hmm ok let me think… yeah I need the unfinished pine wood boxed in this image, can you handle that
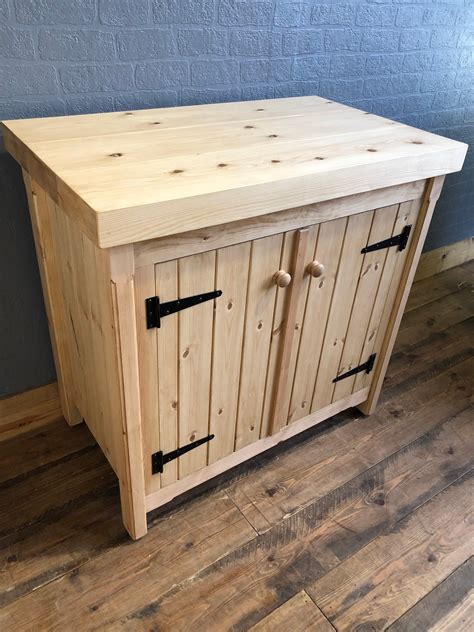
[415,236,474,281]
[3,96,466,247]
[0,382,62,439]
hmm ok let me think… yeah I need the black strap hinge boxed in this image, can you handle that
[361,225,412,254]
[146,290,222,329]
[333,353,376,383]
[152,434,215,475]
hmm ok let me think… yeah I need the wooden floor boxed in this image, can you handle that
[0,263,473,632]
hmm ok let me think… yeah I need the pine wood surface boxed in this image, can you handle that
[3,96,467,247]
[0,263,472,630]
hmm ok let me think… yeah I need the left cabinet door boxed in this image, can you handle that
[137,233,290,494]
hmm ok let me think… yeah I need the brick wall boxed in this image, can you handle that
[0,0,473,396]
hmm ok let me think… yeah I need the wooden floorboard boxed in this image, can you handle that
[0,264,472,631]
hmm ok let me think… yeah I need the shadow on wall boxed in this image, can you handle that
[0,149,56,397]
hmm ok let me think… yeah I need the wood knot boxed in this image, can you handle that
[314,156,324,160]
[411,140,423,144]
[271,159,281,163]
[151,121,161,125]
[268,134,278,138]
[367,148,377,152]
[257,321,263,330]
[218,163,228,168]
[182,348,190,359]
[217,408,223,416]
[110,152,123,157]
[256,108,265,111]
[171,169,184,174]
[244,125,255,129]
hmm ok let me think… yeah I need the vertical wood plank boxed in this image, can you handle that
[155,259,179,488]
[260,230,296,437]
[134,264,160,494]
[178,251,216,478]
[208,242,250,463]
[332,205,398,400]
[353,201,417,393]
[110,245,147,539]
[288,217,346,424]
[235,234,283,450]
[270,227,319,435]
[311,212,374,412]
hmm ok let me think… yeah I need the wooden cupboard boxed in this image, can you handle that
[2,96,467,538]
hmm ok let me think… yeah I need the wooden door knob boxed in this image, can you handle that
[307,261,325,278]
[274,270,292,288]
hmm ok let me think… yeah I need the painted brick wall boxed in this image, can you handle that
[0,0,473,396]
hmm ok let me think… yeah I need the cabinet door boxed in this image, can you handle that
[139,232,291,493]
[282,199,421,428]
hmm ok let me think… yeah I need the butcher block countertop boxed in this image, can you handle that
[2,95,467,248]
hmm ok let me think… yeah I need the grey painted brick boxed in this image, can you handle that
[15,0,95,24]
[153,0,214,25]
[311,4,355,27]
[181,86,241,105]
[230,31,281,56]
[330,54,365,78]
[39,29,116,61]
[117,29,176,60]
[67,95,116,114]
[364,74,421,98]
[60,64,135,93]
[319,78,363,100]
[136,60,188,88]
[0,0,9,19]
[241,58,291,83]
[114,91,179,110]
[458,30,474,49]
[191,59,239,86]
[0,26,35,59]
[455,69,474,90]
[366,54,404,76]
[0,64,58,96]
[99,0,149,26]
[241,84,275,100]
[325,28,362,52]
[404,94,435,114]
[395,6,424,27]
[178,29,228,56]
[372,97,405,118]
[218,0,273,27]
[423,7,458,27]
[432,90,461,110]
[292,55,330,80]
[0,98,66,119]
[423,109,465,129]
[421,71,456,93]
[430,29,460,48]
[400,29,431,51]
[274,2,310,28]
[282,30,324,55]
[361,30,400,53]
[274,80,319,98]
[403,52,433,73]
[356,5,396,27]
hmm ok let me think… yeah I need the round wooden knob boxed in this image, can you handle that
[274,270,292,288]
[307,261,325,278]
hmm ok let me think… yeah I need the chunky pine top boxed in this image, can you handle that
[2,95,467,248]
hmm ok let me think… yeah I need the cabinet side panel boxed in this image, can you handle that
[22,172,81,425]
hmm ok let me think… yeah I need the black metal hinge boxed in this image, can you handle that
[152,434,215,475]
[333,353,376,383]
[146,290,222,329]
[361,225,412,254]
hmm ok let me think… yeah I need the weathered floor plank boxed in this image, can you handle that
[388,557,474,632]
[405,265,472,313]
[249,590,335,631]
[307,472,473,631]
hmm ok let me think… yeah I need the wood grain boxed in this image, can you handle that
[249,591,335,631]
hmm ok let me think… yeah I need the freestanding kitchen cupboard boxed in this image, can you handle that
[3,96,467,539]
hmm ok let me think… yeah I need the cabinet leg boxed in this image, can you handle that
[62,400,83,426]
[119,478,148,540]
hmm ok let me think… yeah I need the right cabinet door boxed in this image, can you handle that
[284,197,422,427]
